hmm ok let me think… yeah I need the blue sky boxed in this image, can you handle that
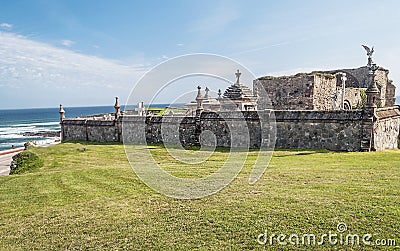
[1,0,399,108]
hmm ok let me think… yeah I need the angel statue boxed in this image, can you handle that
[362,45,374,66]
[362,45,374,57]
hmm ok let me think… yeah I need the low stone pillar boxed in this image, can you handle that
[59,104,65,141]
[59,104,65,121]
[114,97,121,119]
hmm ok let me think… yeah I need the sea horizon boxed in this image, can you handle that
[0,102,187,111]
[0,103,182,151]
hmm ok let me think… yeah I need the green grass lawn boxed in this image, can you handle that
[0,142,399,250]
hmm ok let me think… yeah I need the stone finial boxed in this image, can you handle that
[114,97,121,119]
[196,86,203,99]
[204,87,210,99]
[59,104,65,121]
[195,86,203,112]
[235,69,241,85]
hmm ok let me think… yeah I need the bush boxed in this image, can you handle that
[10,151,43,175]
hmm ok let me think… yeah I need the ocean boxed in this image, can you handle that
[0,105,144,151]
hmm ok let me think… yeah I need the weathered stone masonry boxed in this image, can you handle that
[254,66,396,110]
[61,106,400,151]
[373,107,400,150]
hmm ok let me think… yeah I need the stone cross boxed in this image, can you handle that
[235,69,241,85]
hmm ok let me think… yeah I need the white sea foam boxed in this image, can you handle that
[0,127,13,132]
[0,121,61,145]
[0,125,60,135]
[34,138,60,145]
[13,121,60,127]
[0,133,26,139]
[0,126,36,135]
[0,126,33,132]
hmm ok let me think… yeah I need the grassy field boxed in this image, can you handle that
[0,142,399,250]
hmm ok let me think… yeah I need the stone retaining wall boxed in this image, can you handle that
[273,110,366,151]
[61,107,400,151]
[373,107,400,150]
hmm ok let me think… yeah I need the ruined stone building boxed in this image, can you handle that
[254,66,396,110]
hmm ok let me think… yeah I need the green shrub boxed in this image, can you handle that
[10,151,43,175]
[323,73,335,79]
[258,75,275,80]
[360,89,367,107]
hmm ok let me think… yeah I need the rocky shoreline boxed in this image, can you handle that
[22,131,61,138]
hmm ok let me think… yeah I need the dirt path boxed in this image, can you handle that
[0,148,24,176]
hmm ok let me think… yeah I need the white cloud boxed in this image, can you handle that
[177,43,184,47]
[61,39,75,47]
[0,31,148,108]
[0,23,12,30]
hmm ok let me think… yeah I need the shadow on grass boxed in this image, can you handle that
[61,140,336,155]
[272,148,332,158]
[62,140,124,146]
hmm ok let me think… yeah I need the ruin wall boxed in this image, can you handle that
[255,66,396,110]
[253,74,314,110]
[312,74,336,110]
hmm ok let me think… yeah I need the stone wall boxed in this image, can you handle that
[373,107,400,150]
[343,88,364,109]
[199,111,263,148]
[274,110,366,151]
[255,66,396,110]
[254,73,360,111]
[61,107,400,151]
[142,116,197,145]
[254,74,314,110]
[385,81,396,107]
[312,74,336,110]
[62,120,118,142]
